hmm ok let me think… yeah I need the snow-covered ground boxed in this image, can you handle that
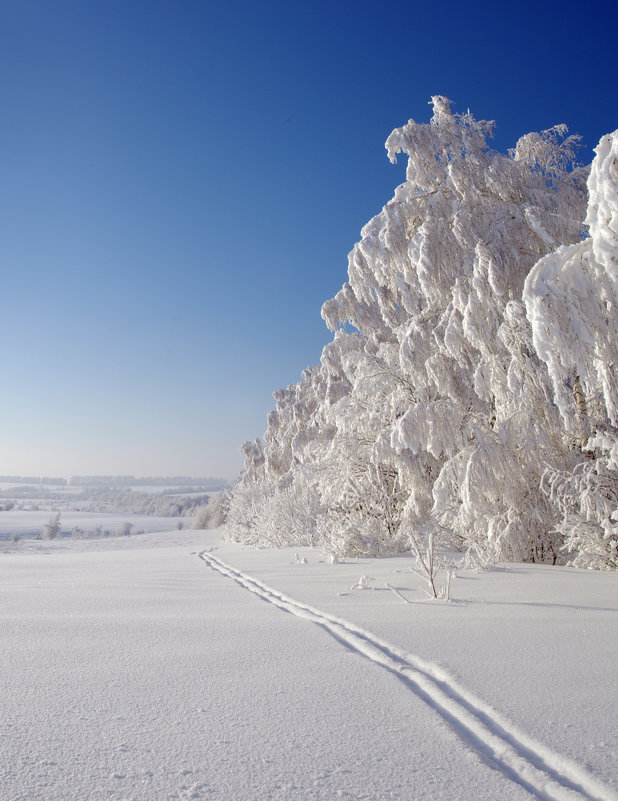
[1,530,616,801]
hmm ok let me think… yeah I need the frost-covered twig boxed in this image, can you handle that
[385,581,412,604]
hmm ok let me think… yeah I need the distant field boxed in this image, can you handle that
[0,510,187,542]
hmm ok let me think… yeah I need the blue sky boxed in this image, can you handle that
[1,0,616,480]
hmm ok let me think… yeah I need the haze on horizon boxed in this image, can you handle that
[1,0,615,482]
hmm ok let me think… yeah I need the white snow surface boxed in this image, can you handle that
[1,530,616,801]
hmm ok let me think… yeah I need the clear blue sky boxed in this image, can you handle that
[1,0,615,480]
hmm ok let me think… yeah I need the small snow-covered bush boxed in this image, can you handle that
[41,513,61,540]
[221,481,273,546]
[191,491,230,530]
[223,479,322,548]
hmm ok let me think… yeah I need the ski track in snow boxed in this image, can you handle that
[197,550,617,801]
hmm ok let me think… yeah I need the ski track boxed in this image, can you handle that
[197,549,617,801]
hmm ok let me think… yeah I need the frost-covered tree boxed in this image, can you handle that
[524,131,618,569]
[42,513,61,540]
[524,131,618,435]
[225,98,617,567]
[319,97,586,559]
[191,490,230,530]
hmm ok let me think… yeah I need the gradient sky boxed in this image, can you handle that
[1,0,616,480]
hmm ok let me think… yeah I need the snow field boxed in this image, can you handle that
[199,550,617,801]
[207,540,618,798]
[1,530,616,800]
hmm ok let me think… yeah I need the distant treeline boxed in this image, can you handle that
[0,475,230,490]
[67,476,230,489]
[0,476,67,485]
[0,487,214,517]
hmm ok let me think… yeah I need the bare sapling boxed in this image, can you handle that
[409,529,454,600]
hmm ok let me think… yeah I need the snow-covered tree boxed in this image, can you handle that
[319,97,586,559]
[42,513,61,540]
[225,98,618,568]
[524,131,618,569]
